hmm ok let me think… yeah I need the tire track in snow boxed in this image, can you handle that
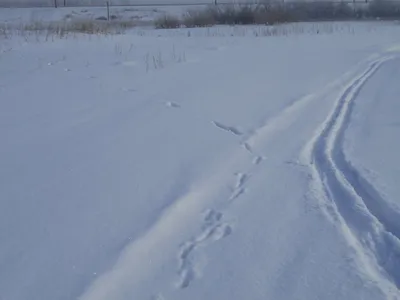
[240,57,376,158]
[302,56,400,295]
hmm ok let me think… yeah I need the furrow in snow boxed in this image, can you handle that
[304,55,400,295]
[243,54,383,155]
[334,60,400,241]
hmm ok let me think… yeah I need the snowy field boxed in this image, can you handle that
[1,10,400,300]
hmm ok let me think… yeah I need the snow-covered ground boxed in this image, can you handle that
[1,19,400,300]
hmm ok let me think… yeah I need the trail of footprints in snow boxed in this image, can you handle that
[174,120,267,289]
[177,209,232,289]
[176,169,255,289]
[161,102,266,290]
[229,172,248,201]
[242,142,265,165]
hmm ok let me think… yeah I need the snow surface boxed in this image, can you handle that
[1,20,400,300]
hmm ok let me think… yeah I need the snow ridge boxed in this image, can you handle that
[302,55,400,297]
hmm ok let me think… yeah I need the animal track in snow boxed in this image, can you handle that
[122,87,136,93]
[165,101,180,108]
[227,172,249,202]
[150,293,165,300]
[213,121,242,136]
[235,172,249,189]
[229,187,246,202]
[243,142,253,153]
[252,156,264,165]
[241,142,265,166]
[203,209,222,228]
[176,209,232,289]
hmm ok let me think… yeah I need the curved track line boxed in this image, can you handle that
[303,56,400,295]
[243,54,384,154]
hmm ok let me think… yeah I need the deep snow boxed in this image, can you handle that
[1,20,400,300]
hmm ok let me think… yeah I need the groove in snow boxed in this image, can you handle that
[302,55,400,297]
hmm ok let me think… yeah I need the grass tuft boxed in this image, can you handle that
[154,1,400,29]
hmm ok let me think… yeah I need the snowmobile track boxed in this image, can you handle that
[306,55,400,294]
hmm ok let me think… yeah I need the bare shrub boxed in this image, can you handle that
[213,5,236,24]
[95,16,108,21]
[256,3,297,24]
[23,20,136,34]
[2,19,138,39]
[232,5,256,24]
[157,4,298,28]
[154,15,181,29]
[183,8,217,27]
[285,1,356,21]
[152,1,398,29]
[368,0,400,19]
[213,5,260,25]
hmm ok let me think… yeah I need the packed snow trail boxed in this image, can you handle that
[302,55,400,295]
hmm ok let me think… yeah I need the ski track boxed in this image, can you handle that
[78,54,396,300]
[302,55,400,295]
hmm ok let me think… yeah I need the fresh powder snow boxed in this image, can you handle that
[1,12,400,300]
